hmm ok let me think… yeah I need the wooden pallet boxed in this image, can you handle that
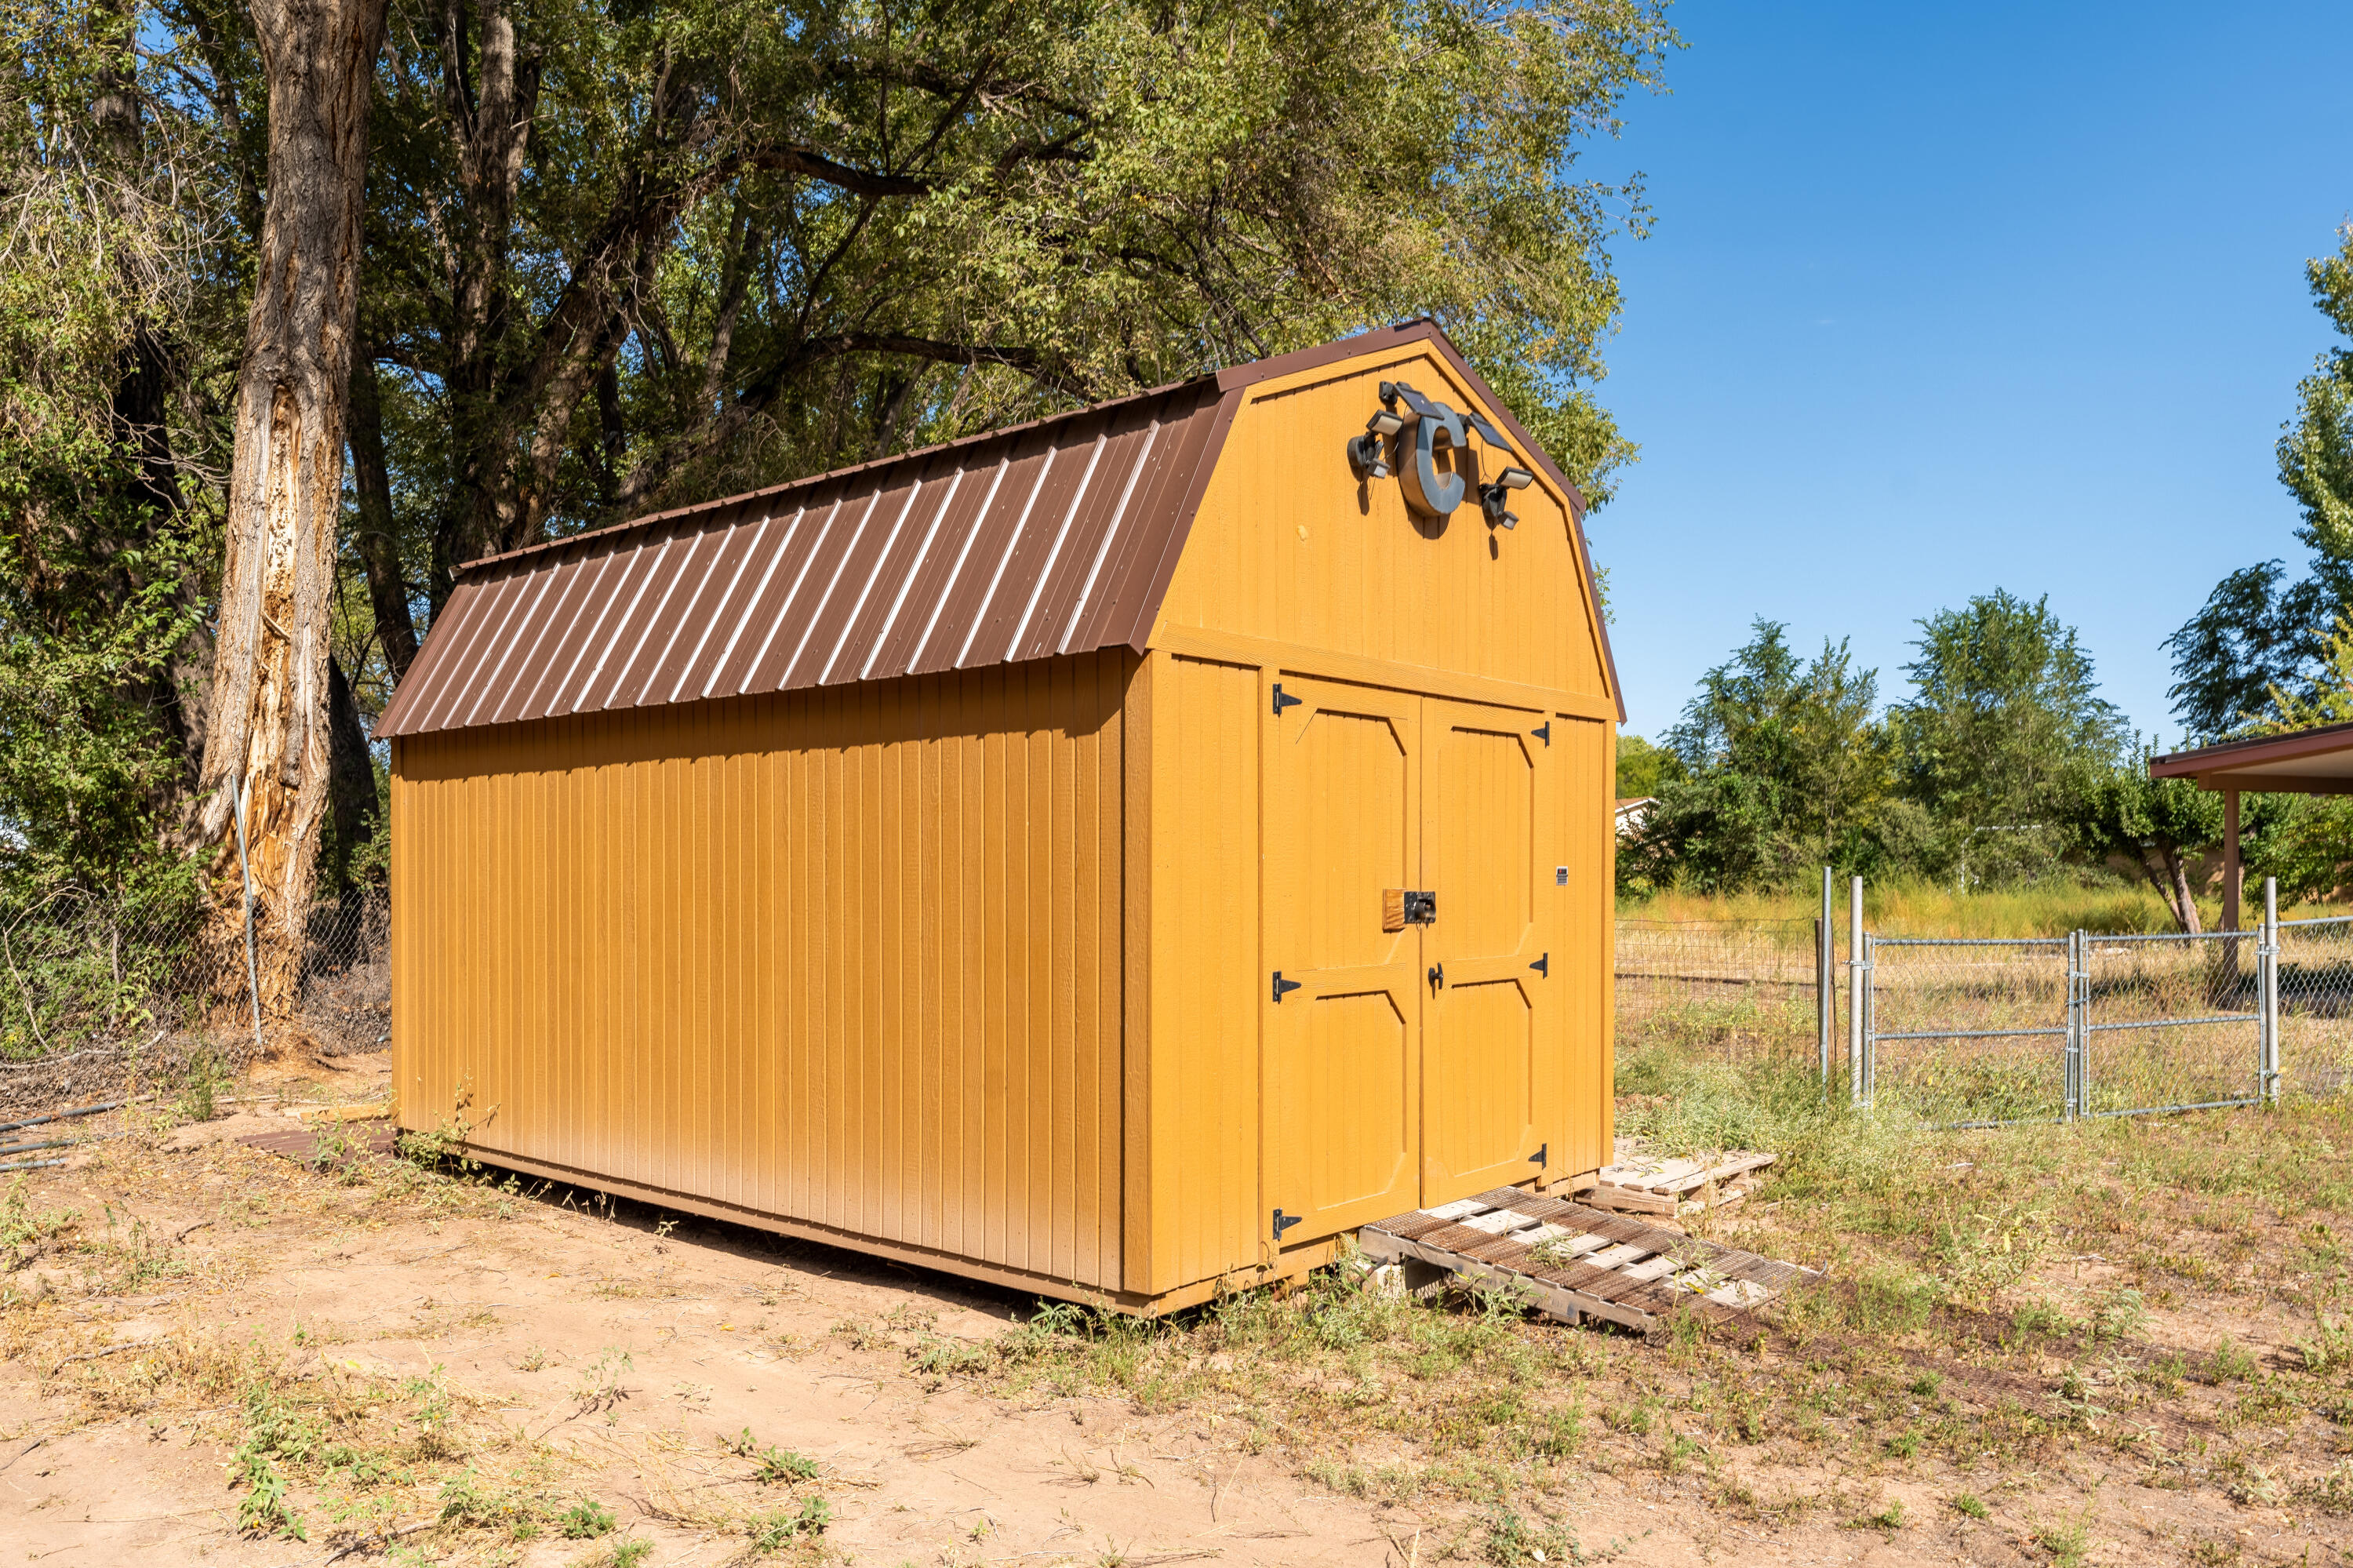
[1358,1187,1817,1333]
[1581,1144,1776,1217]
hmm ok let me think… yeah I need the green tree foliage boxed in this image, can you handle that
[0,0,1680,902]
[2282,224,2353,560]
[1621,620,1889,892]
[2171,225,2353,738]
[1613,734,1682,799]
[2162,559,2347,741]
[352,0,1679,643]
[0,1,231,891]
[2066,756,2223,932]
[1893,590,2126,882]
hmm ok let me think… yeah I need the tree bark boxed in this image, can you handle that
[323,654,379,890]
[193,0,388,1024]
[2144,846,2203,936]
[347,352,419,679]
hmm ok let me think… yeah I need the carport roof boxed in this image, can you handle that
[2148,721,2353,794]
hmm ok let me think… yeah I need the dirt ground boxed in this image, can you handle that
[2,1053,2348,1566]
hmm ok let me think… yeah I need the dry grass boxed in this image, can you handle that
[9,1051,2353,1564]
[860,1044,2353,1564]
[1623,879,2353,937]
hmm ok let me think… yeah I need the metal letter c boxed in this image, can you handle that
[1400,404,1467,518]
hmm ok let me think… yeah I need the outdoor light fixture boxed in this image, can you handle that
[1479,466,1535,529]
[1347,429,1391,480]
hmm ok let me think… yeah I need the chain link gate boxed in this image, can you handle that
[1843,879,2288,1128]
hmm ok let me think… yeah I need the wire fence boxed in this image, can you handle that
[0,883,387,1116]
[1614,918,1828,1065]
[1617,890,2353,1129]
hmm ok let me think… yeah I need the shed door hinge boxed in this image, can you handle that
[1272,1208,1305,1242]
[1532,722,1551,746]
[1271,970,1302,1002]
[1529,952,1548,978]
[1529,1143,1547,1166]
[1271,682,1303,715]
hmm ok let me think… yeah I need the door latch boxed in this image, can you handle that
[1271,971,1302,1002]
[1427,962,1444,991]
[1272,1209,1304,1242]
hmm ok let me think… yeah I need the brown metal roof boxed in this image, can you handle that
[2148,719,2353,795]
[375,321,1624,739]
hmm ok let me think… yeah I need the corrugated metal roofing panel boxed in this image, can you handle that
[373,319,1625,738]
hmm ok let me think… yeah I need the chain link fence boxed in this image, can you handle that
[1618,888,2353,1130]
[1861,937,2070,1126]
[2278,915,2353,1101]
[0,883,387,1117]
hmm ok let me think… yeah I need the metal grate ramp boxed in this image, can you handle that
[1358,1187,1818,1333]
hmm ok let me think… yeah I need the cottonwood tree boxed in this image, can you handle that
[347,0,1678,660]
[191,0,388,1016]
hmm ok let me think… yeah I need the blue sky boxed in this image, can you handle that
[1580,1,2353,747]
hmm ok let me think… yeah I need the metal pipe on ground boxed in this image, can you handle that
[0,1099,126,1137]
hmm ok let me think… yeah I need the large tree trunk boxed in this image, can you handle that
[193,0,387,1024]
[347,352,419,679]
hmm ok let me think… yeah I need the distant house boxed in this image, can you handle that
[1616,796,1655,837]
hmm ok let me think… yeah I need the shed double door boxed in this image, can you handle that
[1263,675,1562,1247]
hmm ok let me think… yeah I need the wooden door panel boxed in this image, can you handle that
[1421,976,1534,1193]
[1292,988,1415,1218]
[1263,678,1421,1246]
[1421,699,1552,1202]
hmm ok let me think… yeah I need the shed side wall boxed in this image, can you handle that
[390,651,1133,1293]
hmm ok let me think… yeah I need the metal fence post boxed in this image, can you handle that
[1819,867,1834,1093]
[1847,875,1865,1108]
[2261,877,2280,1106]
[2064,930,2083,1121]
[231,777,266,1060]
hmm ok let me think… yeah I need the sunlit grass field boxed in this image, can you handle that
[1620,877,2353,938]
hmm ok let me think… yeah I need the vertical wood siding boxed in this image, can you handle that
[1137,652,1263,1293]
[1559,715,1614,1177]
[391,650,1134,1293]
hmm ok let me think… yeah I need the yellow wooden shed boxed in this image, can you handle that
[376,320,1623,1311]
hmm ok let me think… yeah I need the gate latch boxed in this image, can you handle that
[1272,1209,1304,1242]
[1381,890,1438,931]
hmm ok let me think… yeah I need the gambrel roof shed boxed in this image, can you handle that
[385,320,1624,1312]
